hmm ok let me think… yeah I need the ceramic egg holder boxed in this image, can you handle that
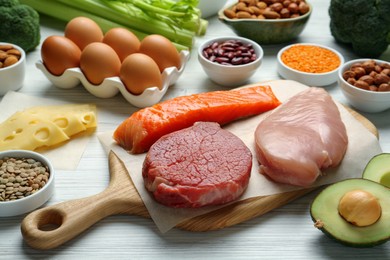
[36,50,190,108]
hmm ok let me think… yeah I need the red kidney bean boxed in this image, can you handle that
[202,39,258,66]
[215,57,230,63]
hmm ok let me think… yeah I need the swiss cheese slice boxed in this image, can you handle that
[0,104,97,151]
[25,104,97,137]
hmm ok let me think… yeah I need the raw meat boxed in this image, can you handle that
[114,85,280,154]
[142,122,252,208]
[254,87,348,187]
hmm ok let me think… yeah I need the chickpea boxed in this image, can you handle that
[347,77,356,85]
[342,70,355,81]
[352,67,366,79]
[381,68,390,76]
[369,70,378,78]
[374,65,383,73]
[354,80,370,90]
[378,83,390,91]
[350,62,362,69]
[369,85,378,91]
[361,60,376,74]
[374,73,390,85]
[382,63,390,69]
[359,75,375,85]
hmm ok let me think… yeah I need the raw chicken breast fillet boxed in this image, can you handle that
[254,87,348,187]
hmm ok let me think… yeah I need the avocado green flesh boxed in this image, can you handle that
[310,179,390,247]
[362,153,390,188]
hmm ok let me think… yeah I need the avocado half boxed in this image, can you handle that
[362,153,390,188]
[310,178,390,247]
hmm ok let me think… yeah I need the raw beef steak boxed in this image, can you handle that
[142,122,252,208]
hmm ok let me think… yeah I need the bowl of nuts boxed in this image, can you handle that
[0,150,54,217]
[198,36,263,87]
[219,0,312,44]
[0,42,26,96]
[338,59,390,113]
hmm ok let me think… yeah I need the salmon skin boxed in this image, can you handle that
[114,85,281,154]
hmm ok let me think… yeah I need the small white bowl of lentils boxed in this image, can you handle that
[277,43,344,87]
[0,150,54,217]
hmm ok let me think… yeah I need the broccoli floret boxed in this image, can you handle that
[0,0,40,52]
[329,0,390,58]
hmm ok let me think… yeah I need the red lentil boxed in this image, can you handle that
[281,45,341,73]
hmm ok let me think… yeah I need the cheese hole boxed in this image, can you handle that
[82,113,94,125]
[4,128,24,142]
[4,135,15,142]
[53,117,69,129]
[34,128,50,141]
[29,120,39,125]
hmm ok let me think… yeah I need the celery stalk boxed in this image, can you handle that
[56,0,195,47]
[20,0,206,50]
[106,0,204,34]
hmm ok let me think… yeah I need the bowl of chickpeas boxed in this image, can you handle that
[338,59,390,113]
[218,0,312,44]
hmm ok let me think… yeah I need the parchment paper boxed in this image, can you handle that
[98,80,382,233]
[0,91,94,170]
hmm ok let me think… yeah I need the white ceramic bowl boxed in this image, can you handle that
[198,36,263,87]
[338,59,390,113]
[277,43,344,87]
[0,150,55,217]
[0,42,26,96]
[199,0,228,18]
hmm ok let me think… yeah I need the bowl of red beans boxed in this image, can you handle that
[277,43,344,87]
[198,36,263,87]
[338,59,390,113]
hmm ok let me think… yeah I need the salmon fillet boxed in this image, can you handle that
[254,87,348,187]
[114,85,281,154]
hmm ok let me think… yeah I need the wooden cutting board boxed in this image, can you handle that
[21,99,378,250]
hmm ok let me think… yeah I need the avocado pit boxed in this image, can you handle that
[338,189,381,227]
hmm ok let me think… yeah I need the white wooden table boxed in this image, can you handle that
[1,0,389,259]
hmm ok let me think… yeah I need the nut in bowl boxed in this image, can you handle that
[0,150,54,217]
[338,59,390,113]
[218,0,312,44]
[198,36,263,87]
[277,43,344,87]
[0,42,26,96]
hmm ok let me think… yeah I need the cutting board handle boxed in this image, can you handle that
[21,151,148,250]
[21,190,117,249]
